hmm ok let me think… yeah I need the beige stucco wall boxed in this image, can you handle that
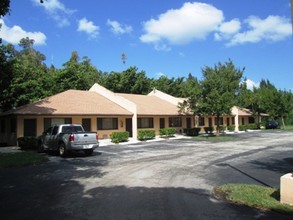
[2,113,256,145]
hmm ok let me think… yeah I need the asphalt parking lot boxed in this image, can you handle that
[1,130,293,220]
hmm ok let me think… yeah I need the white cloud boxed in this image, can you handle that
[107,19,132,35]
[77,18,99,39]
[155,72,167,79]
[140,2,224,48]
[214,19,241,41]
[227,16,291,46]
[246,79,259,90]
[0,19,46,45]
[31,0,75,27]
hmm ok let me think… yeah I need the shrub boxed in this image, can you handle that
[110,132,129,143]
[219,126,226,132]
[246,124,259,130]
[138,130,156,141]
[227,125,235,131]
[204,127,214,134]
[160,128,176,137]
[17,137,38,151]
[183,128,201,136]
[239,125,247,131]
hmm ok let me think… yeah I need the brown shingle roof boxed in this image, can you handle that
[118,93,183,115]
[8,90,132,116]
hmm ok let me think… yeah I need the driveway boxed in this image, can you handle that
[1,131,293,220]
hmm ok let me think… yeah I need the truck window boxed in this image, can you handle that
[52,126,59,135]
[45,127,53,135]
[61,126,83,133]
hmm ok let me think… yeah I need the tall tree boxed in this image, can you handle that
[10,38,50,107]
[198,60,244,134]
[53,51,100,93]
[105,66,151,94]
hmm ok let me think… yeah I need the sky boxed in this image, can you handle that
[0,0,292,90]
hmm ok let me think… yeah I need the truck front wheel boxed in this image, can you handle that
[59,143,67,157]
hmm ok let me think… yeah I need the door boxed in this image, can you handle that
[227,118,230,126]
[82,118,91,131]
[49,125,59,150]
[186,118,191,129]
[23,119,37,137]
[126,118,133,137]
[43,127,53,148]
[208,117,213,127]
[160,118,165,129]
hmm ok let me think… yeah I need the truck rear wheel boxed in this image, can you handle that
[84,149,93,156]
[59,143,67,157]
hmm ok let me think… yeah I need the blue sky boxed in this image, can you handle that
[1,0,292,90]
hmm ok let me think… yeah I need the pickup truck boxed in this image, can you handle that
[38,124,99,157]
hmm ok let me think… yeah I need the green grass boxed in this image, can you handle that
[193,134,237,142]
[0,152,48,168]
[282,125,293,131]
[214,184,293,215]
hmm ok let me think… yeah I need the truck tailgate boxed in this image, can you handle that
[72,132,98,144]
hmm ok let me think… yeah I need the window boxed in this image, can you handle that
[169,117,182,127]
[248,117,255,124]
[138,118,154,128]
[242,118,245,125]
[215,117,223,126]
[44,118,72,131]
[97,118,118,130]
[61,126,83,133]
[232,117,235,125]
[199,117,205,126]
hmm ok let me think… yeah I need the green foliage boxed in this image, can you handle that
[0,0,10,17]
[17,136,38,150]
[110,132,129,143]
[239,124,259,131]
[137,130,156,141]
[239,125,247,131]
[183,128,201,136]
[214,184,293,215]
[159,128,176,137]
[227,125,235,131]
[219,126,226,132]
[204,126,214,133]
[104,67,151,94]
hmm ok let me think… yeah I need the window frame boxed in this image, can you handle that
[97,118,118,130]
[137,117,154,129]
[168,117,182,127]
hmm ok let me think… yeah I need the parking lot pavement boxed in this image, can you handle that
[0,131,293,220]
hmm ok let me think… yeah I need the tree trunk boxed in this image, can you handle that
[281,114,286,129]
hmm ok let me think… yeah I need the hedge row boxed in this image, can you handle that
[159,128,176,137]
[17,137,38,151]
[239,124,259,131]
[183,128,201,136]
[227,125,235,131]
[204,127,214,133]
[110,132,129,143]
[138,130,156,141]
